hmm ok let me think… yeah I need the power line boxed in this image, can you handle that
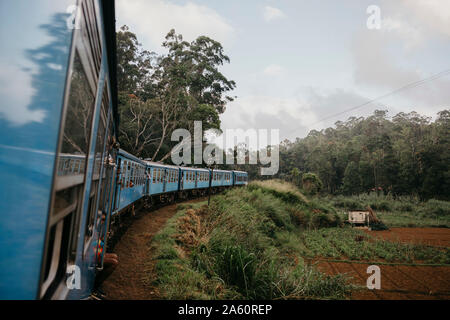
[286,68,450,136]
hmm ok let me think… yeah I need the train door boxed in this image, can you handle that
[145,167,152,195]
[163,168,167,193]
[94,109,117,272]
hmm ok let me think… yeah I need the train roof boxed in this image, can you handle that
[233,170,248,174]
[144,161,180,169]
[179,166,210,172]
[118,149,146,164]
[211,169,232,173]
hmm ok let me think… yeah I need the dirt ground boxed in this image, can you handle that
[317,228,450,300]
[364,227,450,247]
[103,212,450,300]
[102,198,206,300]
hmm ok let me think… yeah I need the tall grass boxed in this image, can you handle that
[149,183,354,299]
[325,193,450,228]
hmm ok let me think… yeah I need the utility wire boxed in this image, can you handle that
[286,68,450,136]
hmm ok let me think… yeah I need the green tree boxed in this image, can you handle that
[290,168,301,186]
[302,172,323,195]
[342,162,361,195]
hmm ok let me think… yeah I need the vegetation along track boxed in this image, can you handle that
[102,197,207,300]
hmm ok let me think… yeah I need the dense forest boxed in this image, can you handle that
[272,109,450,200]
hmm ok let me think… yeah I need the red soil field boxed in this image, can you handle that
[317,228,450,300]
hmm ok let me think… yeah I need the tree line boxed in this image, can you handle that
[116,26,235,162]
[275,109,450,200]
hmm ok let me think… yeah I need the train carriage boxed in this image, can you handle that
[196,168,211,189]
[0,0,248,300]
[145,162,180,195]
[211,169,230,188]
[114,149,146,212]
[0,0,118,300]
[179,167,210,191]
[233,171,248,186]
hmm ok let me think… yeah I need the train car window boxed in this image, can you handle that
[40,41,101,298]
[152,168,156,183]
[84,89,109,252]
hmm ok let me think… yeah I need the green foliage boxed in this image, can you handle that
[275,109,450,200]
[150,183,354,299]
[418,199,450,217]
[300,228,450,264]
[290,168,301,186]
[342,162,361,195]
[302,172,323,195]
[325,193,450,227]
[116,26,235,160]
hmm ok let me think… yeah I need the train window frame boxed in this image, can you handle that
[39,0,106,299]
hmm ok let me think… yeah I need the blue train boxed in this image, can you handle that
[0,0,247,300]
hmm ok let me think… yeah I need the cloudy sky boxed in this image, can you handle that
[116,0,450,144]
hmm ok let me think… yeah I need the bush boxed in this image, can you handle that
[150,181,355,300]
[419,199,450,217]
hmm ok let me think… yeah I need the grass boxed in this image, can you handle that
[323,193,450,228]
[299,227,450,264]
[147,180,450,300]
[148,183,354,300]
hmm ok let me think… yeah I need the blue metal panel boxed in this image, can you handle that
[115,152,146,212]
[148,165,164,195]
[233,171,248,186]
[67,48,108,300]
[0,0,76,300]
[195,168,210,189]
[164,168,180,193]
[180,168,197,190]
[212,169,229,187]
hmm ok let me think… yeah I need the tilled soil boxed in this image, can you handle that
[364,227,450,247]
[317,261,450,299]
[102,198,206,300]
[103,214,450,300]
[317,228,450,300]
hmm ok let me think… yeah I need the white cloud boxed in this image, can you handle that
[0,64,45,126]
[116,0,234,51]
[263,64,285,76]
[218,88,372,142]
[395,0,450,38]
[382,17,423,50]
[378,0,450,49]
[350,0,450,113]
[263,6,285,22]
